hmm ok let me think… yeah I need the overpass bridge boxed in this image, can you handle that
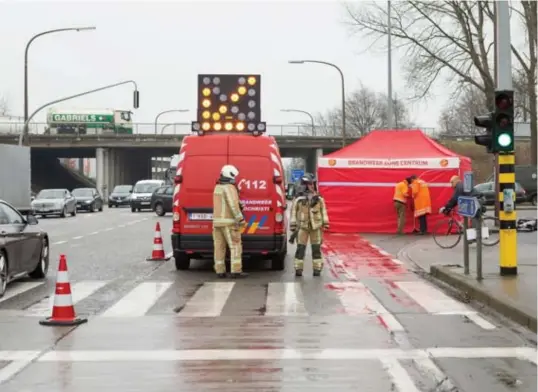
[0,122,353,198]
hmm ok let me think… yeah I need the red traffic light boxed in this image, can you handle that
[495,94,512,110]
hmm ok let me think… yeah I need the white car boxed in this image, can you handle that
[31,189,77,218]
[130,180,165,212]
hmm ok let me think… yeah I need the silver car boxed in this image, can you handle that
[31,189,77,218]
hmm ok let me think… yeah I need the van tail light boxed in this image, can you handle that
[174,175,183,184]
[274,209,284,234]
[273,176,282,184]
[172,204,181,233]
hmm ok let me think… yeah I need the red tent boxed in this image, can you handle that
[317,129,472,233]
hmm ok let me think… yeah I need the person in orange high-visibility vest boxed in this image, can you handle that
[393,178,412,235]
[410,175,432,234]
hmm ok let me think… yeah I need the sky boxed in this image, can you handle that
[0,0,449,135]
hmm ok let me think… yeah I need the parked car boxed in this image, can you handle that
[130,179,165,212]
[487,165,537,205]
[72,187,104,212]
[151,185,174,216]
[108,185,133,207]
[0,199,49,297]
[31,189,77,218]
[473,181,527,205]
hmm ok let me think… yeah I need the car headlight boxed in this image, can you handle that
[85,200,92,204]
[131,195,137,200]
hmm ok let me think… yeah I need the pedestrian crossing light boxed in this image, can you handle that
[493,90,514,153]
[473,112,494,153]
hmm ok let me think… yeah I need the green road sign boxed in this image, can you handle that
[50,113,114,123]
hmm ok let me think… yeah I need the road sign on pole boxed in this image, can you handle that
[290,169,304,183]
[457,196,481,218]
[463,171,474,193]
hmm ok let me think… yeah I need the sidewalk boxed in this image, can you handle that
[399,235,537,332]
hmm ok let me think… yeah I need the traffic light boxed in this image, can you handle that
[493,90,514,152]
[192,74,266,135]
[473,112,493,152]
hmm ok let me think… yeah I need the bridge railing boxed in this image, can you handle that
[0,122,341,138]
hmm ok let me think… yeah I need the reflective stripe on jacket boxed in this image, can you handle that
[213,184,243,227]
[393,181,408,203]
[411,179,432,217]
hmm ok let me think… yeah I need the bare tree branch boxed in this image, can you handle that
[0,96,9,116]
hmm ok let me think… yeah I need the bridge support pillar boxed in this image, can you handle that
[305,148,323,175]
[96,148,109,199]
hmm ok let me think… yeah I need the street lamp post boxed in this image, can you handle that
[288,60,346,147]
[24,27,96,123]
[154,109,189,134]
[20,80,139,145]
[281,109,315,136]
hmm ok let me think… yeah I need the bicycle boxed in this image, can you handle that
[432,210,500,249]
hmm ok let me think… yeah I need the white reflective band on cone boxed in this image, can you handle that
[56,271,70,283]
[53,294,74,307]
[154,232,162,238]
[153,244,164,250]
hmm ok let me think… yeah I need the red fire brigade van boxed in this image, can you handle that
[171,133,287,271]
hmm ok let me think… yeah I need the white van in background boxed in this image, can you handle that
[130,179,165,212]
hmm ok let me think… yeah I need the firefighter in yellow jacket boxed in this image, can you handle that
[212,165,247,279]
[290,173,329,277]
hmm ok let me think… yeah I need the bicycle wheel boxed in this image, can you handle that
[480,216,500,246]
[432,217,463,249]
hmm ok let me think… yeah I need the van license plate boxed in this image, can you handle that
[189,213,213,221]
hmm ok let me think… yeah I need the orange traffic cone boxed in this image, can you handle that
[39,255,87,326]
[146,222,169,261]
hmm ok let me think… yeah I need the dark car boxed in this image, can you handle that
[151,185,174,216]
[0,200,49,298]
[72,188,104,212]
[108,185,133,207]
[473,181,527,205]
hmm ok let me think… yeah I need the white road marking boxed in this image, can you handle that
[265,282,308,316]
[380,358,421,392]
[165,251,173,259]
[103,228,113,232]
[391,258,404,265]
[413,358,457,391]
[36,346,537,362]
[25,281,108,317]
[0,282,43,304]
[0,351,43,384]
[89,231,99,235]
[117,224,126,228]
[378,250,392,257]
[395,281,496,330]
[101,282,172,317]
[52,240,66,245]
[72,236,83,240]
[177,282,235,317]
[329,282,404,332]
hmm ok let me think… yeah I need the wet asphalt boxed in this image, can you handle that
[0,207,536,391]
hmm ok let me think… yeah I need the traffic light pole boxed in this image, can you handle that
[495,1,517,276]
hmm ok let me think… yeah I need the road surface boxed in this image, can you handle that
[0,207,536,391]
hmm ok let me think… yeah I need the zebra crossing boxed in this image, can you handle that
[0,277,497,329]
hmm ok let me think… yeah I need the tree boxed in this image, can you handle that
[314,84,413,137]
[0,96,9,116]
[345,0,537,164]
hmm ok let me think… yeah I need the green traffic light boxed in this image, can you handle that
[497,133,512,147]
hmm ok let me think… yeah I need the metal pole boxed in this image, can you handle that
[288,60,346,146]
[387,0,394,129]
[280,109,315,136]
[20,80,138,145]
[496,0,517,276]
[24,27,96,140]
[476,216,483,281]
[154,109,189,134]
[463,217,470,275]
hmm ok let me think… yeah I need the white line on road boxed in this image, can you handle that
[0,351,43,384]
[378,250,392,257]
[89,231,99,235]
[103,228,113,232]
[117,224,126,228]
[177,282,235,317]
[0,282,43,304]
[72,236,83,240]
[166,251,173,259]
[380,358,421,392]
[391,259,404,265]
[35,346,537,362]
[25,281,108,317]
[413,358,457,391]
[265,282,308,316]
[395,281,496,330]
[328,282,404,332]
[101,282,173,317]
[52,240,66,245]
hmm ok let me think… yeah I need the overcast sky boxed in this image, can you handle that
[0,0,449,134]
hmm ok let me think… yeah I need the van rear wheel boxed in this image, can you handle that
[175,253,190,270]
[271,242,287,271]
